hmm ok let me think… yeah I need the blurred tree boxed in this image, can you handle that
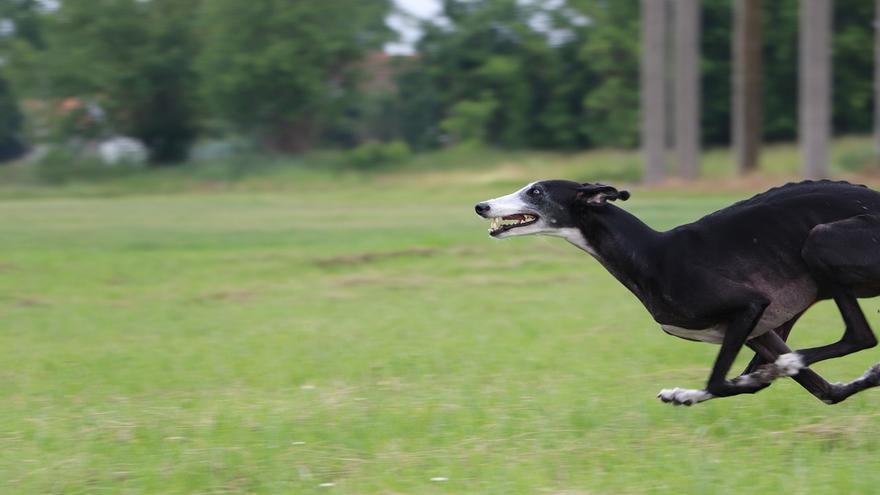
[761,0,873,143]
[440,92,499,145]
[0,0,44,49]
[5,0,199,163]
[0,0,42,162]
[196,0,392,152]
[832,0,874,135]
[394,60,444,149]
[760,0,799,142]
[701,0,733,145]
[574,0,640,148]
[0,76,25,162]
[396,0,593,149]
[0,0,875,161]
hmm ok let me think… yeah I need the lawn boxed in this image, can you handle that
[3,148,880,493]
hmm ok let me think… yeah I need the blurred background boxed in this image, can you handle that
[3,1,880,494]
[0,0,875,179]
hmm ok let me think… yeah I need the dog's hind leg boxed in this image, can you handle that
[750,330,880,404]
[788,289,879,368]
[772,216,880,372]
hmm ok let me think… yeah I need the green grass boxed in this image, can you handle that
[3,145,880,493]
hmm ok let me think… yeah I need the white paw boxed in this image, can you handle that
[657,387,714,406]
[774,353,804,376]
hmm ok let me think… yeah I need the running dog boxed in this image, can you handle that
[475,180,880,405]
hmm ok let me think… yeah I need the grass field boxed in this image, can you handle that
[4,144,880,493]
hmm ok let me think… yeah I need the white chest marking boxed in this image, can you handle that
[551,228,598,257]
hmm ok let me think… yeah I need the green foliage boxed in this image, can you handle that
[0,76,25,162]
[0,0,44,53]
[761,0,799,142]
[394,0,877,150]
[6,0,199,163]
[0,0,877,158]
[574,0,640,147]
[396,0,594,150]
[440,94,499,145]
[394,63,445,150]
[832,0,875,135]
[196,0,392,152]
[347,140,412,169]
[700,0,734,144]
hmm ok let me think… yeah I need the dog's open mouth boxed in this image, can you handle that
[488,214,539,236]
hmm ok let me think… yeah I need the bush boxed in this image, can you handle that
[347,140,412,170]
[35,147,141,184]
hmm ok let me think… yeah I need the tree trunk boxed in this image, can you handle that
[675,0,701,179]
[732,0,762,174]
[641,0,667,184]
[800,0,832,179]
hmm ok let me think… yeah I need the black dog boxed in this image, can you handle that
[475,180,880,405]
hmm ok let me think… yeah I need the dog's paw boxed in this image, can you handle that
[861,363,880,386]
[657,387,714,406]
[774,353,805,377]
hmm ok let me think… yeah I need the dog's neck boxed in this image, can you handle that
[569,204,663,302]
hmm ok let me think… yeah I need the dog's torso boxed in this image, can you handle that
[617,181,880,341]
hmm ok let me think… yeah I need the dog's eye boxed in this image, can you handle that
[527,188,542,197]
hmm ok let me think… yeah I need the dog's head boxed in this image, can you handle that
[474,180,630,238]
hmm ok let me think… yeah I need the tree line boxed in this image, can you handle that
[0,0,874,165]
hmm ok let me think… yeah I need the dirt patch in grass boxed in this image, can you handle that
[786,414,876,439]
[329,274,433,289]
[16,297,50,307]
[197,289,260,303]
[314,247,439,267]
[314,246,480,268]
[0,262,20,273]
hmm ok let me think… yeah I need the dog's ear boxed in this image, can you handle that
[576,183,630,205]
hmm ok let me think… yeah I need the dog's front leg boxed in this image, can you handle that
[658,300,769,406]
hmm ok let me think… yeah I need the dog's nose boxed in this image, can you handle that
[475,203,491,215]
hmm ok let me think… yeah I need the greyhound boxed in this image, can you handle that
[475,180,880,405]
